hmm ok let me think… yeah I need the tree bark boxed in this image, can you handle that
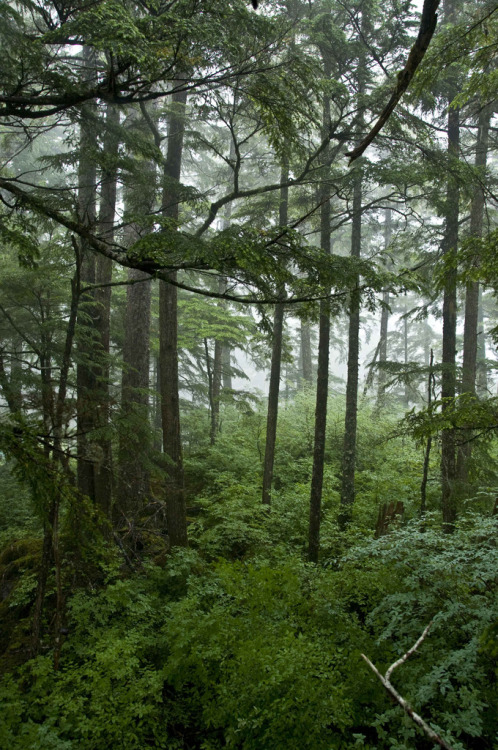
[211,337,222,444]
[476,285,487,396]
[377,208,392,404]
[300,321,313,384]
[456,105,490,486]
[339,170,362,524]
[118,269,152,520]
[160,87,188,548]
[403,297,410,407]
[308,51,332,562]
[440,94,460,532]
[421,349,435,514]
[93,102,119,518]
[116,109,156,526]
[262,163,288,506]
[76,51,98,503]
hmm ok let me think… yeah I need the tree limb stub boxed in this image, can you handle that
[346,0,441,164]
[361,620,456,750]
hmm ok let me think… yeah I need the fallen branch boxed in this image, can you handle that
[362,621,456,750]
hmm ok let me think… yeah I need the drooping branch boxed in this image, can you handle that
[346,0,441,164]
[361,620,456,750]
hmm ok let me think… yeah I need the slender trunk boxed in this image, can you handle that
[261,164,288,506]
[160,88,188,548]
[476,285,487,395]
[222,343,232,391]
[10,334,23,412]
[117,112,155,525]
[457,107,491,490]
[204,337,216,444]
[31,496,57,655]
[440,100,460,531]
[300,322,313,384]
[308,53,332,562]
[219,139,236,394]
[93,102,119,518]
[457,105,490,485]
[76,76,98,503]
[421,349,435,514]
[339,171,362,524]
[32,256,81,657]
[154,351,162,450]
[211,338,222,443]
[403,298,410,407]
[377,208,391,403]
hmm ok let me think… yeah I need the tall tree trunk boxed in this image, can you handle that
[403,297,410,407]
[421,349,435,514]
[10,334,23,412]
[160,88,188,548]
[456,104,490,485]
[118,268,152,522]
[300,321,313,384]
[218,138,237,396]
[476,285,487,395]
[76,53,98,503]
[207,276,226,443]
[116,110,156,527]
[440,92,460,531]
[339,169,362,524]
[93,102,119,518]
[211,337,222,444]
[261,164,288,506]
[377,208,391,404]
[153,352,162,450]
[308,51,332,562]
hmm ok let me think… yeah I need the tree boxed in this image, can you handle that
[262,164,288,506]
[440,0,461,531]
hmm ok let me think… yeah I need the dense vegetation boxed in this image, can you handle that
[0,0,497,748]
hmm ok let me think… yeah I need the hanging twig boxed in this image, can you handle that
[361,620,456,750]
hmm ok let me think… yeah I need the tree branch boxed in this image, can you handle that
[347,0,441,164]
[361,620,456,750]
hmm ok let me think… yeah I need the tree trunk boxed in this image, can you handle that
[261,164,288,506]
[116,110,156,527]
[219,139,236,395]
[456,104,490,486]
[308,52,332,562]
[153,352,162,450]
[76,56,98,503]
[300,321,313,384]
[160,88,188,548]
[339,170,362,525]
[403,297,410,407]
[93,102,119,518]
[476,285,487,396]
[211,337,222,444]
[440,98,460,531]
[118,268,152,521]
[377,208,391,403]
[421,349,435,514]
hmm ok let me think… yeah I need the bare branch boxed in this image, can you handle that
[361,621,456,750]
[347,0,441,164]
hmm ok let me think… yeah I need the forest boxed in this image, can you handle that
[0,0,497,747]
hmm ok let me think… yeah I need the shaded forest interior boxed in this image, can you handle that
[0,0,498,748]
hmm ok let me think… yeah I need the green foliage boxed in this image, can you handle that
[2,511,498,748]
